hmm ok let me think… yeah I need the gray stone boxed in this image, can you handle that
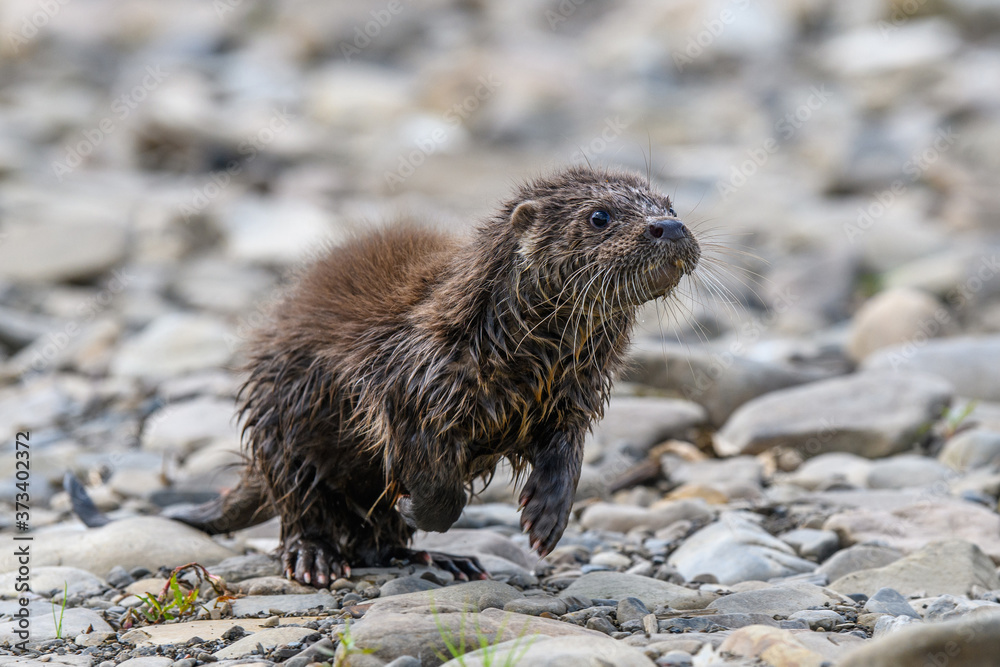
[411,529,535,570]
[830,540,1000,598]
[865,454,954,490]
[864,587,920,618]
[560,572,716,610]
[781,452,873,490]
[665,456,763,499]
[110,313,232,379]
[0,221,127,283]
[824,498,1000,562]
[503,596,567,616]
[659,613,778,632]
[588,396,707,459]
[872,614,922,637]
[840,615,1000,667]
[847,287,948,362]
[339,606,605,667]
[219,197,344,265]
[579,500,713,534]
[939,429,1000,471]
[922,594,1000,620]
[441,633,656,667]
[668,513,816,584]
[365,580,523,615]
[213,627,317,659]
[380,575,441,597]
[234,576,316,596]
[208,553,282,583]
[787,609,844,630]
[231,592,340,617]
[624,342,825,425]
[778,528,840,562]
[863,335,1000,402]
[141,396,239,457]
[616,597,651,625]
[0,517,235,577]
[816,544,903,581]
[0,566,104,598]
[0,605,112,644]
[715,371,953,458]
[706,582,840,617]
[117,659,173,667]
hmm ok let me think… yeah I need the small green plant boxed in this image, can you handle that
[333,619,375,666]
[122,562,225,627]
[431,602,534,667]
[51,582,67,639]
[942,401,978,439]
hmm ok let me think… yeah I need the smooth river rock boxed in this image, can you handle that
[714,371,953,458]
[862,335,1000,401]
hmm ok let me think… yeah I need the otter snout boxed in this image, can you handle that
[645,218,689,242]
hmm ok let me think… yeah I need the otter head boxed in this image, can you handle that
[507,166,701,309]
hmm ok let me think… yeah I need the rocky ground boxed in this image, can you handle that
[2,0,1000,666]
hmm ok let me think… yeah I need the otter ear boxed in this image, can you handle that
[510,200,538,234]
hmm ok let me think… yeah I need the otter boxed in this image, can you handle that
[170,166,700,587]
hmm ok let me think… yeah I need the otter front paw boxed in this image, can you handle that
[281,537,349,588]
[518,471,573,556]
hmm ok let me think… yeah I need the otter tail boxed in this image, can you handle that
[65,472,275,535]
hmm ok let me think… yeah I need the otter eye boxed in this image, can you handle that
[590,210,611,229]
[668,207,677,217]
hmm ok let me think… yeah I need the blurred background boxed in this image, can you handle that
[1,0,999,512]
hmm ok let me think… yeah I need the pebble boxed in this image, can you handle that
[939,428,1000,471]
[213,627,317,659]
[816,544,904,581]
[440,633,657,667]
[787,609,844,630]
[706,582,842,617]
[110,313,233,379]
[864,587,921,618]
[847,287,948,361]
[0,221,128,283]
[669,512,816,584]
[578,499,713,533]
[616,597,651,625]
[559,572,716,611]
[778,528,840,562]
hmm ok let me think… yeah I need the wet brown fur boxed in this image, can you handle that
[174,166,700,585]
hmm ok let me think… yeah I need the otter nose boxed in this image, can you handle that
[646,218,688,242]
